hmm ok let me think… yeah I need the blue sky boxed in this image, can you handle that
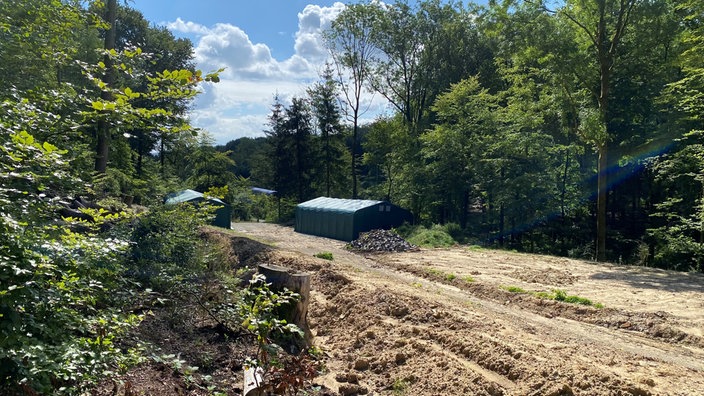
[127,1,484,145]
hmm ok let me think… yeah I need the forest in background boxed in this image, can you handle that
[226,0,704,270]
[1,0,703,393]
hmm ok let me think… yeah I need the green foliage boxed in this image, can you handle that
[129,203,210,290]
[501,285,527,294]
[424,268,457,282]
[405,225,457,248]
[393,378,409,395]
[238,275,304,370]
[0,130,145,394]
[314,252,334,261]
[502,285,602,307]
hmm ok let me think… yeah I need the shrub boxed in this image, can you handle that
[0,131,146,394]
[407,226,456,248]
[442,222,465,242]
[129,203,210,290]
[314,252,334,261]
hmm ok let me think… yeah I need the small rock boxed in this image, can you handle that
[395,352,407,365]
[620,322,632,329]
[347,372,360,384]
[354,358,370,371]
[335,373,348,383]
[391,306,409,318]
[339,383,366,396]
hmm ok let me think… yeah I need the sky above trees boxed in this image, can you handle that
[129,0,486,144]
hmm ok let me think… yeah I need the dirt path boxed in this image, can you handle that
[232,222,704,396]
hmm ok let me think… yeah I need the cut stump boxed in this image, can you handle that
[257,263,312,346]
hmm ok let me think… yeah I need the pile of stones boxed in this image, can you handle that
[348,229,418,252]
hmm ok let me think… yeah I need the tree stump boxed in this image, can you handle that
[257,264,312,346]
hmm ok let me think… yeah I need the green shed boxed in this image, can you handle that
[295,197,413,241]
[164,189,232,229]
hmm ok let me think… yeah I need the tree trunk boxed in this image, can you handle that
[596,143,608,261]
[351,118,359,199]
[257,264,312,346]
[499,202,505,248]
[460,190,469,229]
[94,0,117,173]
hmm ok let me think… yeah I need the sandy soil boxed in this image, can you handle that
[232,222,704,396]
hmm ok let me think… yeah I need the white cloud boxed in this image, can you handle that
[189,79,313,144]
[294,3,345,63]
[167,18,209,35]
[163,2,391,146]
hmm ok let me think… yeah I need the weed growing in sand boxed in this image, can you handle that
[502,285,603,307]
[550,289,600,306]
[425,267,457,282]
[314,252,334,260]
[462,275,475,283]
[392,378,409,395]
[501,285,527,293]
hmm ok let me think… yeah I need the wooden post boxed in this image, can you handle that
[257,264,312,345]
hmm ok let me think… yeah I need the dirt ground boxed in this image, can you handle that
[231,222,704,396]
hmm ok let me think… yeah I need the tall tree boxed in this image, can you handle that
[421,76,498,228]
[95,0,117,173]
[646,0,704,271]
[113,5,195,177]
[324,2,381,198]
[285,97,316,202]
[308,63,347,197]
[553,0,640,261]
[263,95,295,199]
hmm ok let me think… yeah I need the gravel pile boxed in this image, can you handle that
[348,229,418,252]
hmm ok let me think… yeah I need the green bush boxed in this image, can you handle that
[442,222,465,242]
[0,130,147,394]
[129,203,210,290]
[314,252,334,261]
[407,226,456,248]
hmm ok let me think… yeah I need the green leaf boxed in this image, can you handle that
[42,141,58,153]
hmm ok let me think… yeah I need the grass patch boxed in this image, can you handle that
[397,224,456,248]
[392,378,409,395]
[462,275,475,283]
[313,252,334,260]
[424,267,457,282]
[407,229,456,248]
[502,286,603,308]
[501,285,527,293]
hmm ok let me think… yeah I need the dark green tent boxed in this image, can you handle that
[295,197,412,241]
[164,189,232,229]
